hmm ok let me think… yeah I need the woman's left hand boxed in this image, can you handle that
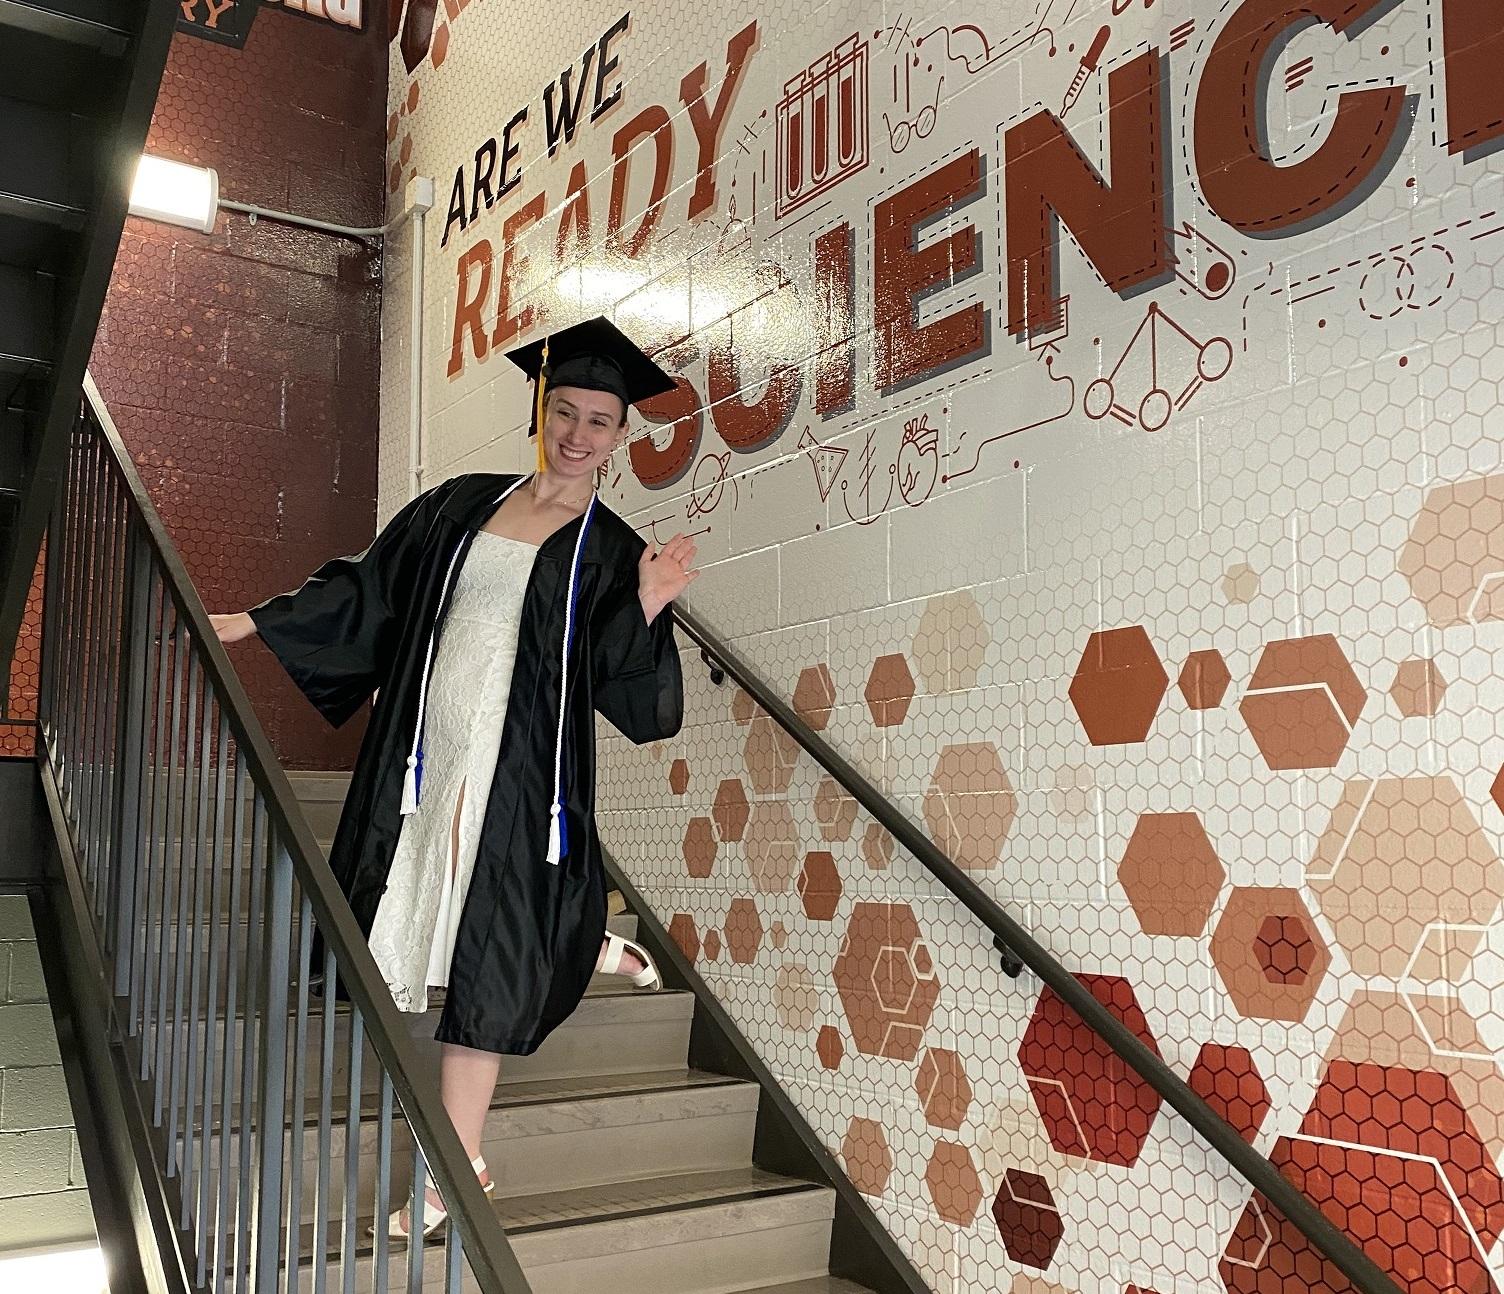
[638,533,699,621]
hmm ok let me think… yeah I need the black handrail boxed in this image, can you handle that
[672,601,1402,1294]
[78,375,531,1292]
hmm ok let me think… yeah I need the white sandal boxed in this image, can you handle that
[383,1153,493,1241]
[600,931,663,991]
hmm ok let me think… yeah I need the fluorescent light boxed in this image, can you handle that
[128,155,219,234]
[0,1245,108,1293]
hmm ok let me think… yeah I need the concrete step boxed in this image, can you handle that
[292,1168,837,1294]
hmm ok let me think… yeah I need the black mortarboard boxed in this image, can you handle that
[505,317,676,422]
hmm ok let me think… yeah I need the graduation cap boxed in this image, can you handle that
[506,317,676,473]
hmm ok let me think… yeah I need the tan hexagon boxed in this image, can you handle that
[668,758,689,795]
[1398,473,1504,627]
[744,714,800,794]
[724,897,764,964]
[1389,658,1447,718]
[703,928,722,961]
[834,901,941,1061]
[1222,562,1261,604]
[1049,763,1096,823]
[925,1140,984,1226]
[913,589,991,693]
[1211,887,1330,1022]
[774,961,820,1031]
[683,816,717,879]
[1117,811,1226,937]
[1307,776,1504,977]
[712,778,750,842]
[814,775,858,842]
[668,912,699,963]
[769,920,789,950]
[798,850,843,921]
[922,743,1017,871]
[862,822,894,870]
[792,663,836,731]
[731,687,758,725]
[817,1024,844,1070]
[745,799,801,893]
[1239,634,1367,771]
[841,1116,893,1197]
[864,653,916,727]
[917,1047,974,1131]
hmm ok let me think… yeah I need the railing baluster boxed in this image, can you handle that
[113,535,154,1000]
[253,841,293,1294]
[152,622,188,1119]
[406,1140,425,1294]
[199,712,232,1286]
[374,1074,394,1294]
[340,1008,364,1294]
[444,1215,464,1294]
[284,890,313,1294]
[167,656,203,1169]
[90,465,125,927]
[82,433,108,876]
[65,433,98,835]
[214,755,250,1294]
[138,602,173,1059]
[311,950,336,1294]
[234,794,269,1294]
[182,685,217,1229]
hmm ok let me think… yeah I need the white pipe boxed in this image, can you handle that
[403,178,437,502]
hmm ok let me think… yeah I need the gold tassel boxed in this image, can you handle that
[535,336,550,474]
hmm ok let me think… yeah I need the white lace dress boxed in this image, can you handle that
[368,531,537,1012]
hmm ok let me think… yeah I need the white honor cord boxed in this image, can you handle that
[547,493,597,865]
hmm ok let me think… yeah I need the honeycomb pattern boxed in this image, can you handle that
[1017,974,1163,1167]
[842,1117,893,1199]
[668,912,700,963]
[865,653,916,728]
[923,1141,983,1227]
[915,1048,972,1131]
[774,962,820,1031]
[745,800,800,893]
[861,822,893,870]
[992,1169,1064,1271]
[1116,811,1225,937]
[920,743,1017,871]
[816,1024,844,1071]
[1399,474,1504,627]
[792,663,836,731]
[912,589,991,693]
[1307,776,1504,978]
[669,758,690,794]
[712,778,749,841]
[1239,635,1367,771]
[703,928,722,962]
[682,816,717,879]
[744,715,800,793]
[1068,627,1168,745]
[1211,888,1331,1022]
[833,901,940,1063]
[1177,649,1231,711]
[724,897,763,964]
[797,850,842,921]
[814,775,857,842]
[1389,657,1447,718]
[1186,1044,1271,1144]
[1,551,44,757]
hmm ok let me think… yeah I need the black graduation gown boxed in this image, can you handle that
[249,472,683,1055]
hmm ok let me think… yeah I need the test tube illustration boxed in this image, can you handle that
[776,35,870,218]
[1062,25,1111,116]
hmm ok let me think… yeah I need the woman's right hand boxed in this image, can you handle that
[210,612,257,645]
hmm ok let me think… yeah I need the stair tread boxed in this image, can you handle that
[495,1166,829,1235]
[735,1281,874,1294]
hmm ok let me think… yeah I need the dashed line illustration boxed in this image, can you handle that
[1084,302,1233,432]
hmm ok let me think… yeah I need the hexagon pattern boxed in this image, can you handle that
[1177,648,1232,710]
[924,1140,984,1226]
[1211,888,1331,1022]
[798,850,843,920]
[1399,474,1504,627]
[712,778,750,842]
[842,1117,893,1198]
[1116,811,1225,936]
[1068,626,1169,745]
[865,653,916,727]
[1389,657,1447,717]
[834,902,941,1062]
[1239,635,1367,770]
[992,1170,1064,1271]
[916,1048,973,1131]
[1187,1044,1271,1144]
[921,743,1017,871]
[793,663,836,731]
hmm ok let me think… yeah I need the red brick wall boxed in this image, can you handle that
[85,12,389,770]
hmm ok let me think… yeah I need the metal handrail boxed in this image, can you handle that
[672,602,1403,1294]
[37,375,532,1293]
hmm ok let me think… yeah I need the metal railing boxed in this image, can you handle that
[671,604,1404,1294]
[37,375,533,1294]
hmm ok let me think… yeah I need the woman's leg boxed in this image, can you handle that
[439,1041,502,1165]
[596,937,645,977]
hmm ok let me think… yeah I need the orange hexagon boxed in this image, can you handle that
[834,901,941,1061]
[1211,887,1330,1022]
[682,816,717,879]
[1178,649,1232,710]
[668,758,689,795]
[816,1024,844,1070]
[862,822,894,870]
[842,1116,893,1197]
[864,653,916,727]
[793,663,836,731]
[1389,658,1446,718]
[797,850,843,921]
[744,714,800,794]
[1239,634,1366,771]
[745,800,801,893]
[916,1048,973,1131]
[1307,776,1504,978]
[921,743,1016,871]
[814,775,858,841]
[703,928,722,961]
[1117,811,1225,937]
[668,912,699,963]
[924,1141,983,1226]
[1188,1043,1270,1144]
[731,687,758,725]
[724,897,763,964]
[712,778,750,842]
[1068,626,1168,745]
[1398,473,1504,628]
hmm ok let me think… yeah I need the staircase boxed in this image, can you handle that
[0,0,174,706]
[280,773,872,1294]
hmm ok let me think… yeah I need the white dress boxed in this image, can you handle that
[368,531,537,1012]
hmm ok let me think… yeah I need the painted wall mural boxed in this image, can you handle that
[382,1,1504,1291]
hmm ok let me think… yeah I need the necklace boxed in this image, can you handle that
[529,475,594,510]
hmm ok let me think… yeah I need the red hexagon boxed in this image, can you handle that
[668,758,689,795]
[1255,914,1318,984]
[1068,626,1168,745]
[703,929,722,961]
[744,715,800,794]
[992,1169,1064,1271]
[724,897,763,964]
[864,653,915,727]
[1178,648,1232,710]
[834,902,941,1062]
[1187,1043,1270,1144]
[667,913,699,963]
[797,850,842,921]
[712,778,750,842]
[842,1117,892,1198]
[1018,973,1163,1167]
[816,1024,844,1070]
[793,663,836,731]
[682,816,717,879]
[1239,634,1366,771]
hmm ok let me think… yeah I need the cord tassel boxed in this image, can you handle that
[546,803,563,865]
[400,752,421,816]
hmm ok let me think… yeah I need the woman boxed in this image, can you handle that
[211,318,697,1237]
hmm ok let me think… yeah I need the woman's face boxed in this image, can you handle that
[541,385,626,482]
